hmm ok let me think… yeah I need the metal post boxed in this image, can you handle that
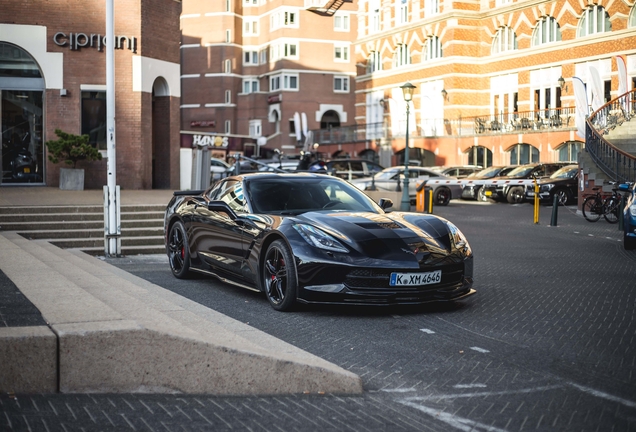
[401,101,410,211]
[550,194,559,226]
[105,0,120,257]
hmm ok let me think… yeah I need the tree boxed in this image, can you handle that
[46,129,102,169]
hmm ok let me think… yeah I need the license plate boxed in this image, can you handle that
[485,190,492,196]
[24,167,30,173]
[390,270,442,286]
[527,191,535,196]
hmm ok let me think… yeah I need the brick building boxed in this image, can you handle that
[0,0,181,190]
[346,0,636,169]
[179,0,359,164]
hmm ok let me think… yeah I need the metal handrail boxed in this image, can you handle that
[585,90,636,183]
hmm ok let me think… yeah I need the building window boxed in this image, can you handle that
[270,75,281,91]
[509,144,539,165]
[226,0,231,12]
[244,50,258,65]
[225,120,231,134]
[243,79,259,94]
[260,49,267,64]
[367,51,382,73]
[396,0,408,25]
[271,10,298,30]
[630,6,636,27]
[495,0,512,6]
[81,91,107,150]
[423,36,442,61]
[270,42,298,61]
[283,74,298,90]
[425,0,439,16]
[578,5,611,37]
[224,59,232,74]
[334,44,349,62]
[370,0,381,34]
[225,90,231,104]
[557,141,582,162]
[393,44,410,68]
[334,76,349,92]
[244,0,258,5]
[334,14,350,31]
[243,18,259,36]
[226,30,231,43]
[249,120,262,138]
[532,16,561,46]
[492,26,517,54]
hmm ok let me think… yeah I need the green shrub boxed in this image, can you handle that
[46,129,102,169]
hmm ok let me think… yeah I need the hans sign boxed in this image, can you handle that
[192,135,228,148]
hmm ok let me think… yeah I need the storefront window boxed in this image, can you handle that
[81,91,107,150]
[1,43,44,184]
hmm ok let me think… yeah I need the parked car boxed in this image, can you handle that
[619,182,636,250]
[461,165,518,201]
[431,165,483,179]
[350,166,462,206]
[309,159,384,180]
[524,164,580,205]
[164,173,476,311]
[210,157,232,181]
[482,162,570,203]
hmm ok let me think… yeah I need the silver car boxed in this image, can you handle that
[350,166,462,206]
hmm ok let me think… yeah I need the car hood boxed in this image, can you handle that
[537,176,577,185]
[293,211,458,263]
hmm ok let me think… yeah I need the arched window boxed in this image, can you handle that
[509,144,539,165]
[393,44,410,68]
[423,36,442,61]
[532,16,562,46]
[492,26,517,54]
[577,5,611,37]
[367,51,382,73]
[466,146,492,168]
[629,5,636,27]
[396,0,408,25]
[556,141,583,162]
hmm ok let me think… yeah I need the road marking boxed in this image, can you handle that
[470,346,490,353]
[398,400,510,432]
[381,388,417,393]
[454,384,487,389]
[420,328,435,334]
[401,385,562,402]
[567,382,636,408]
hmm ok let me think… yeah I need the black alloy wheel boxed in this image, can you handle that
[506,186,525,204]
[554,188,572,206]
[262,240,298,311]
[435,187,451,206]
[167,221,191,278]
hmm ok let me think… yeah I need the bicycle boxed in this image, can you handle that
[582,182,622,223]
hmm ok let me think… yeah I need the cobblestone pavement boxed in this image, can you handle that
[2,200,635,432]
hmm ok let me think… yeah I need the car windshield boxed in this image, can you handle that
[505,166,534,178]
[374,168,401,180]
[246,177,381,215]
[550,166,578,179]
[473,166,502,178]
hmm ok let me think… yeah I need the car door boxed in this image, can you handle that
[195,180,248,278]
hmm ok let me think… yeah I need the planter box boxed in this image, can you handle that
[59,168,85,191]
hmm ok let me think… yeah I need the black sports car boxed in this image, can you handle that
[164,173,475,311]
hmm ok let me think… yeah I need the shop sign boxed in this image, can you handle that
[53,32,137,53]
[267,94,282,104]
[190,120,216,127]
[192,135,228,148]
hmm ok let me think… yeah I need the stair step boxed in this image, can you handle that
[48,236,164,249]
[18,227,163,240]
[0,204,165,215]
[80,244,167,256]
[1,219,164,231]
[0,211,164,223]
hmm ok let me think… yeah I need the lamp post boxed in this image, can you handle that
[400,82,416,211]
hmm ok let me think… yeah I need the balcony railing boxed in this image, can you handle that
[586,90,636,183]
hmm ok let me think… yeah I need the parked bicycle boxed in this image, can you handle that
[582,182,623,223]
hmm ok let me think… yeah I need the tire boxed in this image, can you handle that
[554,188,572,206]
[582,196,602,222]
[506,186,525,204]
[262,239,298,312]
[434,187,451,206]
[476,186,489,202]
[603,197,619,224]
[167,221,191,279]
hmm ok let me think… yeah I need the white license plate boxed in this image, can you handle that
[390,270,442,286]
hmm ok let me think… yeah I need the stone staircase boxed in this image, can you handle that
[604,118,636,156]
[0,204,165,256]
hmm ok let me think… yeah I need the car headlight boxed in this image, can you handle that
[541,183,554,191]
[630,202,636,217]
[446,221,472,254]
[293,223,349,253]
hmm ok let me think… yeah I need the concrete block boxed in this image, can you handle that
[0,326,57,393]
[59,168,84,191]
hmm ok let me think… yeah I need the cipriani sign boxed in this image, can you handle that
[53,32,137,53]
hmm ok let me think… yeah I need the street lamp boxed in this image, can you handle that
[400,82,416,211]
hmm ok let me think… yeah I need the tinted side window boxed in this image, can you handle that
[218,181,246,213]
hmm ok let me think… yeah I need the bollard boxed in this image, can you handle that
[550,194,559,226]
[425,187,434,214]
[533,179,539,224]
[416,182,425,212]
[619,195,625,231]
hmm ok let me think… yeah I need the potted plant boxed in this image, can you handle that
[46,129,102,190]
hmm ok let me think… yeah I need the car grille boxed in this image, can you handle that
[344,263,464,291]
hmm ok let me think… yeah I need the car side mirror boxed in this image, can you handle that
[378,198,393,210]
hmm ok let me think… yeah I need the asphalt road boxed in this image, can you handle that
[2,200,635,432]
